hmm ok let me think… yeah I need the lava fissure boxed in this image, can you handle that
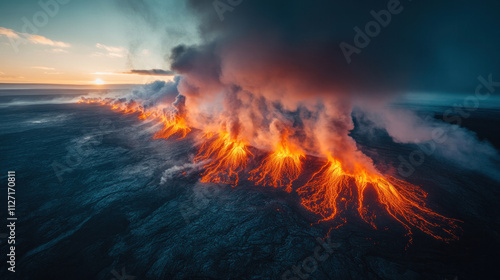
[78,97,462,242]
[195,131,253,186]
[249,133,305,193]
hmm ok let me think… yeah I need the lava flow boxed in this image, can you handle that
[78,96,461,242]
[297,156,461,242]
[355,173,461,241]
[296,156,350,221]
[195,131,253,186]
[153,114,191,140]
[78,97,191,140]
[249,133,305,192]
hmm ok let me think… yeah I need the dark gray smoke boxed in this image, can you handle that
[173,0,500,94]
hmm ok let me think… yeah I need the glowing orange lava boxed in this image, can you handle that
[77,97,191,140]
[297,156,461,242]
[153,114,191,140]
[249,133,305,192]
[356,173,461,242]
[296,157,350,221]
[195,131,252,186]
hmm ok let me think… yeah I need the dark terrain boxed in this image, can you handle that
[1,90,499,280]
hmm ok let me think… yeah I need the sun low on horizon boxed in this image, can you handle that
[93,78,105,85]
[0,1,196,85]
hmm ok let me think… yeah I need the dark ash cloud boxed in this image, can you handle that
[122,69,176,76]
[180,0,500,94]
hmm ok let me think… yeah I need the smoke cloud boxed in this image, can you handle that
[109,0,500,178]
[354,105,500,180]
[127,78,180,107]
[72,0,500,239]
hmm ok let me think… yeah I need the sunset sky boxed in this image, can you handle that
[2,0,500,91]
[0,0,200,85]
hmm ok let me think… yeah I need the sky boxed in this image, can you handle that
[0,0,200,84]
[1,0,499,92]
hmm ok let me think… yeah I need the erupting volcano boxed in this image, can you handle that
[249,131,305,192]
[297,155,461,242]
[77,95,462,242]
[153,114,191,140]
[195,131,253,186]
[78,97,191,140]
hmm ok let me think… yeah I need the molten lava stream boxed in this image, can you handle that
[153,114,191,140]
[195,132,253,186]
[249,134,305,192]
[296,157,351,221]
[78,97,191,140]
[297,157,461,242]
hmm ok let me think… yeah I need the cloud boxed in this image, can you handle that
[128,78,181,106]
[90,72,124,75]
[27,34,70,48]
[0,27,19,38]
[181,0,500,94]
[0,26,70,48]
[354,105,500,180]
[32,66,56,70]
[91,69,175,76]
[96,43,125,53]
[121,69,175,76]
[48,48,68,53]
[95,43,128,58]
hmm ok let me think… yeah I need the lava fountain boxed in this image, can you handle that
[195,131,253,186]
[77,96,461,242]
[249,132,305,192]
[297,155,461,242]
[153,114,191,140]
[77,97,191,140]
